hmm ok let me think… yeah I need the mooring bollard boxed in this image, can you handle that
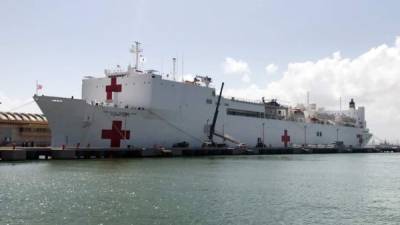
[12,144,16,150]
[62,144,65,150]
[76,143,80,149]
[87,143,90,148]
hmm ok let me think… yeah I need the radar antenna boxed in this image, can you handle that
[130,41,142,70]
[194,75,212,87]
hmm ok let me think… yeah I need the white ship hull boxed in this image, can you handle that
[35,95,370,148]
[34,45,371,149]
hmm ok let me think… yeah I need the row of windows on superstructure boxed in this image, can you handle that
[226,108,265,118]
[94,78,182,89]
[227,108,325,137]
[95,81,153,88]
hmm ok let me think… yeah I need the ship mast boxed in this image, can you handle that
[130,41,142,70]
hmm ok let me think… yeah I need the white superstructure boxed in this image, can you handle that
[34,43,372,149]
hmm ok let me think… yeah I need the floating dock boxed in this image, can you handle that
[0,146,398,161]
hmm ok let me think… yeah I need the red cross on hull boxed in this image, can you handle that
[101,121,130,148]
[281,129,290,148]
[106,77,122,100]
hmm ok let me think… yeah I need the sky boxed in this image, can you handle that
[1,0,400,142]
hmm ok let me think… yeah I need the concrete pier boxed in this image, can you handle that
[26,148,51,160]
[1,150,27,161]
[141,148,161,157]
[0,146,399,162]
[52,150,76,159]
[170,148,183,156]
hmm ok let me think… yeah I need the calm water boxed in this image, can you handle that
[1,154,400,225]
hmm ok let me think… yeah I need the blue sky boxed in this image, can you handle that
[1,0,400,140]
[1,0,399,99]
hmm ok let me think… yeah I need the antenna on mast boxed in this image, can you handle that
[172,57,177,81]
[181,53,184,82]
[161,56,164,76]
[130,41,142,70]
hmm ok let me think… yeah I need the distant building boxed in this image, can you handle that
[0,112,51,147]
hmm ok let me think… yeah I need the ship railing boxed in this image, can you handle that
[224,96,264,105]
[88,101,146,111]
[104,69,128,77]
[225,96,293,109]
[180,79,215,88]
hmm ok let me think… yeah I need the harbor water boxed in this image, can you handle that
[1,154,400,225]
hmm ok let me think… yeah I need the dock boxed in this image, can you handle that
[0,146,398,161]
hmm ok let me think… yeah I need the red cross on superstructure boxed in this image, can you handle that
[281,129,290,148]
[101,121,130,148]
[106,77,122,100]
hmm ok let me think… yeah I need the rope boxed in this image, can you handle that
[8,100,35,112]
[80,105,98,145]
[147,109,203,142]
[79,105,129,146]
[102,107,129,138]
[78,103,203,145]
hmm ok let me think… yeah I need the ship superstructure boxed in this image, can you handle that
[34,43,372,149]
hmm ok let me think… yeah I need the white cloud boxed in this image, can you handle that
[223,57,250,74]
[222,57,251,82]
[241,74,251,83]
[265,63,278,74]
[224,84,264,100]
[225,36,400,142]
